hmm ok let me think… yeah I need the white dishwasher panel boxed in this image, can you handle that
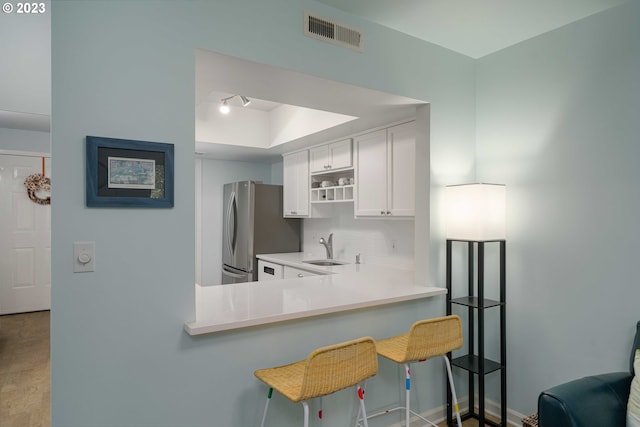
[258,260,284,281]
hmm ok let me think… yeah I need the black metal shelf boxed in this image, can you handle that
[446,239,506,427]
[461,413,502,427]
[450,296,503,309]
[452,354,502,375]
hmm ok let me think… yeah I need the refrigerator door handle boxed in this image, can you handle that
[231,192,238,254]
[226,191,237,257]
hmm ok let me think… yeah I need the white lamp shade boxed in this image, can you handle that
[445,183,506,241]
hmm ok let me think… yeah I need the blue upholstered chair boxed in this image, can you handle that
[538,321,640,427]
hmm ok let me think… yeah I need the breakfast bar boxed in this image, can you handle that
[184,253,446,335]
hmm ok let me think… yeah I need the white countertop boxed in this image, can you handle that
[184,253,446,335]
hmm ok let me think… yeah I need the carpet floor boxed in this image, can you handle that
[0,310,50,427]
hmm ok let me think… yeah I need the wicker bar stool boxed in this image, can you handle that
[356,315,463,427]
[254,336,378,427]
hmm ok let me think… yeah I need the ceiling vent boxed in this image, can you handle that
[304,12,363,52]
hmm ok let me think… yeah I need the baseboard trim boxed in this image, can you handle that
[377,396,528,427]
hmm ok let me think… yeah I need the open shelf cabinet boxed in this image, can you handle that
[310,185,354,203]
[446,239,506,427]
[310,168,354,203]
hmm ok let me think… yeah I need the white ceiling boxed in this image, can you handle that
[315,0,627,58]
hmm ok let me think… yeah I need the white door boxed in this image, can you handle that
[0,153,51,315]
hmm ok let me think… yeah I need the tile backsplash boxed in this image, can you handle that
[302,204,415,270]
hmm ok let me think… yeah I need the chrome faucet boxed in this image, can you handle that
[319,233,333,260]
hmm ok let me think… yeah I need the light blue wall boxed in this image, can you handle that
[476,1,640,415]
[51,1,474,426]
[271,160,284,185]
[0,128,50,153]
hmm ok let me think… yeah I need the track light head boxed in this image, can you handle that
[219,99,230,114]
[219,95,250,114]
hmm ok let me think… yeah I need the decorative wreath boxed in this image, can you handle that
[24,173,51,205]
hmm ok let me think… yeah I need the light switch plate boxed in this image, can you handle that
[73,241,95,273]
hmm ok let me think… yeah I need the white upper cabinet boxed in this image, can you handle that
[387,122,416,217]
[283,150,309,217]
[355,121,415,218]
[309,139,352,173]
[354,129,388,216]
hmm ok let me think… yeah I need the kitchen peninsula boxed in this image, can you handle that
[184,253,446,335]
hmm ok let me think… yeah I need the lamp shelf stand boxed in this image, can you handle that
[446,239,506,427]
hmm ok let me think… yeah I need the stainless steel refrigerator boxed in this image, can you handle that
[222,181,301,284]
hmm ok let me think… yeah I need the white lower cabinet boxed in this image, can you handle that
[283,266,320,279]
[258,260,321,281]
[354,121,415,217]
[258,260,284,281]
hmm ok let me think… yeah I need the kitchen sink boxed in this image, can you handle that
[303,260,348,266]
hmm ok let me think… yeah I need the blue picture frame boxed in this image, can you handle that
[86,136,174,208]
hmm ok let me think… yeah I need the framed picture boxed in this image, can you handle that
[86,136,174,207]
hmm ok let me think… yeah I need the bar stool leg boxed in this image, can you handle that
[404,363,411,427]
[260,387,273,427]
[353,384,363,427]
[318,396,323,424]
[302,401,310,427]
[356,385,369,427]
[443,356,462,427]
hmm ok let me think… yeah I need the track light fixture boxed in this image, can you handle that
[219,95,251,114]
[219,99,230,114]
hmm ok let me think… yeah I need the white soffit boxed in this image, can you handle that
[195,49,422,119]
[194,49,424,160]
